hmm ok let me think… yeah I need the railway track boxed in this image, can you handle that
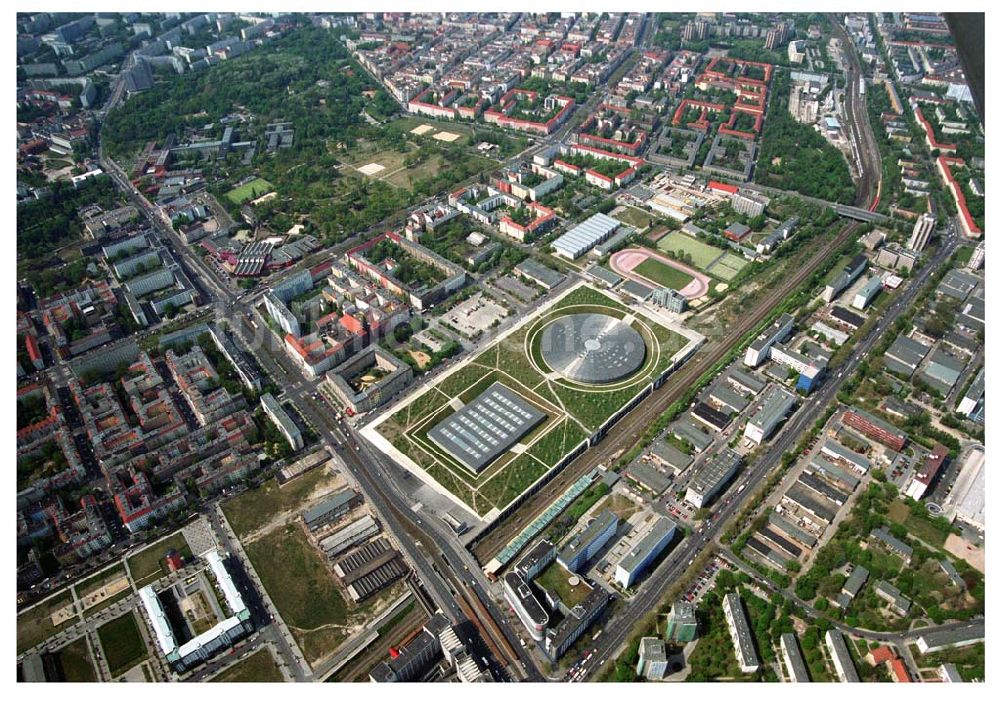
[472,218,861,563]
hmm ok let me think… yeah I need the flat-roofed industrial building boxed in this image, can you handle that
[427,382,546,473]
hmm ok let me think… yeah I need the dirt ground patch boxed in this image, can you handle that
[408,350,432,369]
[944,533,984,574]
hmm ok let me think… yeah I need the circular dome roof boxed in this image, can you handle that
[539,313,646,384]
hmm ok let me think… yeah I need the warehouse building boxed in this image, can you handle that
[691,401,731,432]
[823,254,868,302]
[744,385,796,445]
[648,439,693,474]
[727,368,767,395]
[841,408,907,451]
[303,489,362,531]
[783,483,838,524]
[709,383,750,413]
[614,517,678,588]
[551,213,621,259]
[319,514,380,558]
[514,258,565,290]
[624,460,673,495]
[723,593,760,673]
[851,276,883,311]
[557,510,619,572]
[808,455,861,492]
[819,439,871,474]
[884,335,931,378]
[427,382,546,473]
[685,448,741,508]
[918,347,965,395]
[829,305,866,330]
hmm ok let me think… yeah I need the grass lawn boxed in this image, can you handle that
[383,153,442,190]
[886,499,950,549]
[536,562,592,608]
[211,648,284,682]
[243,525,349,663]
[222,467,336,539]
[97,612,148,678]
[376,284,689,517]
[17,590,75,653]
[658,230,725,270]
[634,256,695,290]
[127,531,193,588]
[226,178,275,205]
[916,642,984,681]
[614,206,653,230]
[54,637,97,682]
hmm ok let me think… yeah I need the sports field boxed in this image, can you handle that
[657,230,725,269]
[705,252,749,282]
[633,257,696,290]
[226,178,275,205]
[610,248,711,298]
[364,283,694,519]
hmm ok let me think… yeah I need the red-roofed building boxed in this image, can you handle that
[709,180,739,195]
[867,646,896,665]
[25,334,44,370]
[905,442,948,500]
[936,156,983,239]
[889,658,912,682]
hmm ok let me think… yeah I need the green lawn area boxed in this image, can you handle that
[127,531,193,588]
[634,256,696,289]
[915,642,984,681]
[54,637,97,682]
[222,467,335,539]
[243,525,349,664]
[17,589,75,653]
[97,612,148,677]
[614,206,652,230]
[377,284,689,517]
[658,230,725,270]
[226,178,275,204]
[211,647,284,682]
[535,562,592,609]
[886,499,951,549]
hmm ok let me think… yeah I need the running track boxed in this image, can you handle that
[609,247,711,298]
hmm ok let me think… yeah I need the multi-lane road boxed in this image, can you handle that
[575,225,959,682]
